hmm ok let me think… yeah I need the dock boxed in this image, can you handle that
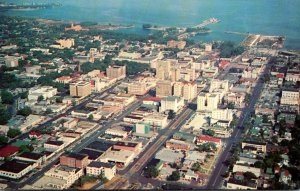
[224,31,251,36]
[193,18,220,28]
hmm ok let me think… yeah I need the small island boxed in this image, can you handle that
[0,2,62,11]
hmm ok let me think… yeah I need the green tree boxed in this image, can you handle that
[19,145,33,153]
[243,171,257,180]
[227,102,235,109]
[88,114,94,120]
[262,115,269,123]
[72,100,76,106]
[278,119,287,137]
[19,91,29,99]
[56,97,63,103]
[1,90,14,104]
[18,106,32,116]
[271,135,278,144]
[145,166,159,178]
[37,95,44,102]
[7,128,21,138]
[253,161,265,168]
[219,41,245,58]
[167,170,180,181]
[245,93,251,103]
[0,104,11,125]
[45,108,52,114]
[191,162,202,172]
[0,135,9,144]
[202,129,215,137]
[98,171,109,183]
[167,110,176,119]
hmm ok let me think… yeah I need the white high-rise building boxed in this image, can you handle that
[197,93,219,111]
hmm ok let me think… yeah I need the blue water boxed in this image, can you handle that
[1,0,300,49]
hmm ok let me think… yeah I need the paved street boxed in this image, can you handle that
[205,56,273,189]
[6,81,129,189]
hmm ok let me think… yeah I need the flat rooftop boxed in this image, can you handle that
[86,140,114,152]
[78,149,103,160]
[88,161,114,169]
[0,160,33,173]
[62,152,88,160]
[115,141,138,148]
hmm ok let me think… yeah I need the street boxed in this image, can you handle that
[205,55,273,189]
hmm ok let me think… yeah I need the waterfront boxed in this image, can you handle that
[1,0,300,49]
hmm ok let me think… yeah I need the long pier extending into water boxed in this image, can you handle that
[224,31,251,36]
[193,18,220,28]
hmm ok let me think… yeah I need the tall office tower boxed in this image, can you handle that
[106,65,126,80]
[156,60,171,80]
[70,81,91,97]
[156,80,173,97]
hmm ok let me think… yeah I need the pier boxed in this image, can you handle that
[193,18,220,28]
[224,31,251,36]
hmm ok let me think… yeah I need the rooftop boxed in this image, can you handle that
[0,145,19,157]
[87,161,115,169]
[114,141,138,148]
[78,149,103,160]
[0,160,33,173]
[62,152,88,160]
[17,152,44,160]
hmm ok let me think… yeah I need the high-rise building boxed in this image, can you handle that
[156,60,171,80]
[128,82,148,96]
[197,93,219,111]
[70,81,91,97]
[173,82,183,97]
[183,81,197,101]
[180,68,196,81]
[106,65,126,80]
[167,40,186,49]
[173,81,197,101]
[156,80,173,97]
[209,79,229,93]
[171,68,181,82]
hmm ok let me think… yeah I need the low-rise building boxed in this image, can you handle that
[241,141,267,154]
[160,96,184,113]
[0,160,35,179]
[197,135,222,147]
[86,161,116,180]
[99,148,135,167]
[28,86,57,101]
[280,89,299,106]
[60,153,89,169]
[29,165,83,189]
[232,164,261,177]
[227,178,257,190]
[173,132,196,143]
[113,141,142,152]
[43,140,64,152]
[0,145,19,160]
[166,139,191,151]
[14,152,46,168]
[143,113,168,129]
[4,55,19,67]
